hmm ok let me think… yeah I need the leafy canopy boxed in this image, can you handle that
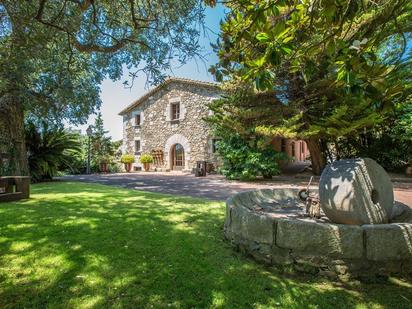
[210,0,412,140]
[1,0,206,124]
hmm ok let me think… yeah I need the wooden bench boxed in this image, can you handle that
[0,176,30,202]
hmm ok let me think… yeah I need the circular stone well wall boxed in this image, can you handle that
[224,189,412,279]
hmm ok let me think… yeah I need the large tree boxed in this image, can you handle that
[0,0,205,176]
[210,0,412,174]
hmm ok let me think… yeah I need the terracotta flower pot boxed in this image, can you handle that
[124,163,132,172]
[143,162,150,172]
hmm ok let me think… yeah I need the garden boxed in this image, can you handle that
[1,1,412,308]
[1,182,411,308]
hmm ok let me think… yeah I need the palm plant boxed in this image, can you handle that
[25,122,82,182]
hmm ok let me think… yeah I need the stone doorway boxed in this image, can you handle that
[171,143,185,170]
[164,134,190,171]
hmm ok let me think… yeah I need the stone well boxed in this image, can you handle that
[224,188,412,279]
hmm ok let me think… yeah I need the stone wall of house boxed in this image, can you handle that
[122,82,221,171]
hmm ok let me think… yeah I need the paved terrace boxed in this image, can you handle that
[62,172,412,207]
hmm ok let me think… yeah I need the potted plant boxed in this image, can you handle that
[99,155,111,173]
[120,154,135,172]
[140,154,154,172]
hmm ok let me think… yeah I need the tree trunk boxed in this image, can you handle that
[305,137,327,176]
[0,94,29,176]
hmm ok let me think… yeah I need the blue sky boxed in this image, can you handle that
[73,4,226,140]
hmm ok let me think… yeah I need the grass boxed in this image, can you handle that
[0,182,411,309]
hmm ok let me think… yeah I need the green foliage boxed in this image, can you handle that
[59,133,88,175]
[0,1,206,175]
[209,0,412,172]
[25,122,82,182]
[214,0,412,98]
[90,113,115,168]
[108,162,122,173]
[335,135,408,172]
[207,82,294,139]
[140,154,154,164]
[120,154,135,164]
[335,100,412,171]
[61,117,122,174]
[207,85,286,180]
[393,101,412,150]
[99,155,112,164]
[216,134,284,180]
[1,1,206,117]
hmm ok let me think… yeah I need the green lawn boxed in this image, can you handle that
[0,182,411,308]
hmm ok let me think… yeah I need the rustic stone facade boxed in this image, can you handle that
[119,78,222,171]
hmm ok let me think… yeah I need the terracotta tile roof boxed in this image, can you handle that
[118,77,221,115]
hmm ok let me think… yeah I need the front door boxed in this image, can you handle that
[171,144,185,170]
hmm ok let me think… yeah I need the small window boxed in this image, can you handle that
[135,140,141,153]
[171,102,180,120]
[301,142,304,154]
[135,114,141,126]
[281,138,286,153]
[212,139,221,153]
[291,142,295,156]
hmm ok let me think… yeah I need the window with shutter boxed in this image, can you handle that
[135,114,141,126]
[171,102,180,120]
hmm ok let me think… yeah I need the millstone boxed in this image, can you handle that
[319,158,394,225]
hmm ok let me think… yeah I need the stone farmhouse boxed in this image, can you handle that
[119,77,310,172]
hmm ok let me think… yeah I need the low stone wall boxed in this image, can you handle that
[224,189,412,280]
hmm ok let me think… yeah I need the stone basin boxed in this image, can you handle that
[224,188,412,279]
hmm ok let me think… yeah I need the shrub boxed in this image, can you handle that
[108,162,122,173]
[335,102,412,172]
[25,122,82,182]
[140,154,154,164]
[216,134,285,180]
[120,154,135,164]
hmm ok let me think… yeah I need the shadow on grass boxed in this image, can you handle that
[0,182,411,308]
